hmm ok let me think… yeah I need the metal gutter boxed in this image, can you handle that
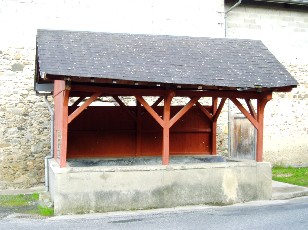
[44,96,54,192]
[224,0,243,157]
[224,0,242,37]
[253,0,308,6]
[225,0,242,15]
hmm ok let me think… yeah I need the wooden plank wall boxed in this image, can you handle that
[67,106,212,158]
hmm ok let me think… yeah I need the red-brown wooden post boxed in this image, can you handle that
[256,95,271,162]
[60,88,70,168]
[136,100,142,156]
[162,91,174,165]
[212,97,218,155]
[53,80,68,166]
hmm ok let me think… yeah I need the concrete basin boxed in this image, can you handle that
[48,156,272,215]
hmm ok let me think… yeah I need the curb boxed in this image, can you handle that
[271,181,308,200]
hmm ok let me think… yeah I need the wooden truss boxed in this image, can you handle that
[54,80,272,167]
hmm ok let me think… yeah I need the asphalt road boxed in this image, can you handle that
[1,196,307,230]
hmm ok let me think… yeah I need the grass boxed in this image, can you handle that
[0,193,39,207]
[272,166,308,187]
[0,193,54,217]
[37,204,54,216]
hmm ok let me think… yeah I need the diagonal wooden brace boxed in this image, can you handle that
[169,97,200,128]
[245,99,257,119]
[113,96,137,121]
[71,96,85,110]
[152,96,164,107]
[230,97,259,130]
[195,102,213,121]
[135,95,164,127]
[68,92,102,124]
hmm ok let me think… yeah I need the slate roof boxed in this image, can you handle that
[36,29,297,90]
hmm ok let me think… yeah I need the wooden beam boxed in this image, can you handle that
[162,91,174,165]
[113,96,136,121]
[60,89,70,168]
[245,99,256,119]
[196,102,213,121]
[273,86,295,92]
[135,95,164,127]
[72,85,166,96]
[230,98,259,130]
[71,84,273,99]
[68,92,101,124]
[212,98,227,122]
[169,97,200,128]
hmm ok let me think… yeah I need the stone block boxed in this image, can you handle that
[11,63,25,72]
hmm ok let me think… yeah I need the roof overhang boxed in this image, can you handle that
[35,29,298,95]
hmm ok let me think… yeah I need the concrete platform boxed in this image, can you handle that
[48,156,272,215]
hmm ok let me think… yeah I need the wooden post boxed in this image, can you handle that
[162,91,174,165]
[60,89,70,168]
[136,100,142,156]
[256,95,271,162]
[212,97,218,155]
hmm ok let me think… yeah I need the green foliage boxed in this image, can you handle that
[0,193,54,217]
[37,205,54,216]
[272,166,308,187]
[31,193,40,201]
[0,193,38,207]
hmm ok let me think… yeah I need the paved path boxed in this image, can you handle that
[1,196,308,230]
[272,181,308,200]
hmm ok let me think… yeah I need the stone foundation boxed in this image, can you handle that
[49,158,272,215]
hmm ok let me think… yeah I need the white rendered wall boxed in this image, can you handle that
[0,0,225,49]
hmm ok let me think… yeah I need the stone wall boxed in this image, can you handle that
[0,47,51,189]
[226,2,308,165]
[264,63,308,165]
